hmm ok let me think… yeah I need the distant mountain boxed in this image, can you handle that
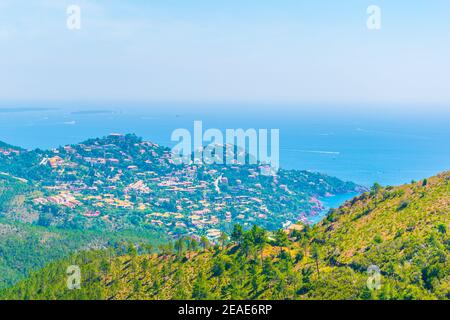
[2,172,448,300]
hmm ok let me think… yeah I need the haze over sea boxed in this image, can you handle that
[1,103,449,189]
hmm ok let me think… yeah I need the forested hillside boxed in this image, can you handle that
[2,172,448,300]
[0,134,362,289]
[0,172,167,288]
[0,218,167,289]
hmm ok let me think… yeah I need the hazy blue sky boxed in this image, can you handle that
[1,0,450,109]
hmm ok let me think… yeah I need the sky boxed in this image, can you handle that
[0,0,450,110]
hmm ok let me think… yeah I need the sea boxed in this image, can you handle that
[1,102,449,217]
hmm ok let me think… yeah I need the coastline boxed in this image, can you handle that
[308,192,362,225]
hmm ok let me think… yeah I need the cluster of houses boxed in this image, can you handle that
[27,134,316,241]
[0,147,20,156]
[34,192,80,209]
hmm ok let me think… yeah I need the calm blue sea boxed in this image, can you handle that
[1,103,449,190]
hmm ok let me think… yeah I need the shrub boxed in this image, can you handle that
[295,252,304,263]
[437,223,447,234]
[374,235,383,244]
[397,200,410,211]
[212,260,225,277]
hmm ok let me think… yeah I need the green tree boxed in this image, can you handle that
[174,238,185,258]
[219,232,229,250]
[99,259,111,285]
[189,238,199,251]
[250,225,267,262]
[212,259,225,277]
[274,229,289,253]
[231,224,244,245]
[437,223,446,234]
[295,251,304,263]
[127,243,137,257]
[200,236,209,252]
[144,244,153,254]
[371,182,383,195]
[311,244,321,279]
[192,272,209,299]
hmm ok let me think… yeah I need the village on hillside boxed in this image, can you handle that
[0,134,361,241]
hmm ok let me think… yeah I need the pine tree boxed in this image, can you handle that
[311,244,321,279]
[219,232,229,250]
[274,229,289,254]
[200,236,209,252]
[192,272,209,299]
[174,237,185,258]
[231,224,244,245]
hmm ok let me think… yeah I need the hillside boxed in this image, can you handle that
[2,172,448,300]
[0,171,168,288]
[0,218,167,289]
[0,134,361,289]
[0,134,362,237]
